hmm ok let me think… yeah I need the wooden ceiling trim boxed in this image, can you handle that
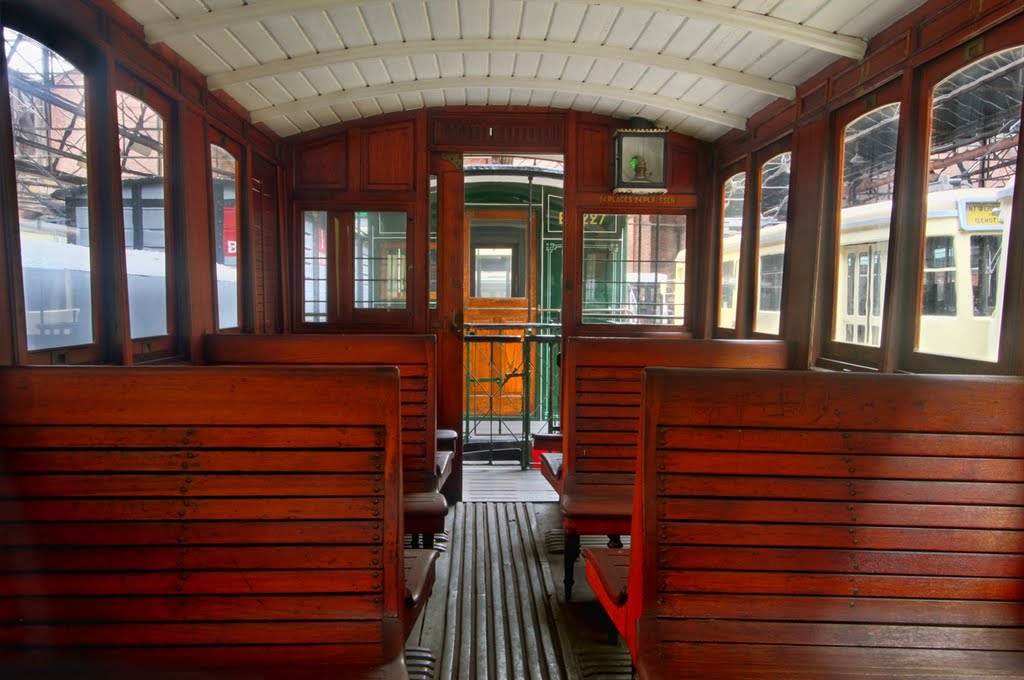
[206,38,797,100]
[143,0,866,59]
[249,75,748,131]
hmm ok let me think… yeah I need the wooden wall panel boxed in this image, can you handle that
[361,122,415,192]
[576,123,612,193]
[251,155,281,334]
[429,110,566,151]
[296,138,347,189]
[179,107,215,360]
[667,140,699,194]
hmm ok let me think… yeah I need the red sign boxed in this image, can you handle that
[223,206,237,257]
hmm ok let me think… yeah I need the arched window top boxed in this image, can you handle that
[759,152,791,229]
[930,46,1022,191]
[842,103,901,210]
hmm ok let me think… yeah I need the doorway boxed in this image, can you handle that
[458,155,563,500]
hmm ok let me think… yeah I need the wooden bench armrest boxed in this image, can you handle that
[404,491,448,535]
[404,549,440,608]
[561,487,633,519]
[582,547,630,606]
[435,450,454,487]
[539,453,563,492]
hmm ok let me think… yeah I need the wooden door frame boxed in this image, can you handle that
[430,152,465,502]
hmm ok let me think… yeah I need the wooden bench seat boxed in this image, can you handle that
[586,368,1024,678]
[558,337,789,598]
[202,334,449,541]
[0,365,432,679]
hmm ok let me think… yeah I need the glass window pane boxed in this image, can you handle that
[303,212,328,322]
[755,152,790,334]
[582,213,686,326]
[6,29,94,350]
[116,91,168,340]
[719,173,743,329]
[354,211,406,310]
[834,103,899,347]
[211,144,239,330]
[474,247,513,297]
[918,46,1021,362]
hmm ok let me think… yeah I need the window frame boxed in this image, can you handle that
[208,130,244,333]
[819,81,903,370]
[749,141,792,339]
[898,24,1024,375]
[293,203,414,333]
[113,69,177,359]
[575,207,695,335]
[3,23,107,365]
[715,161,747,337]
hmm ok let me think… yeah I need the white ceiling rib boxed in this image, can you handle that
[144,0,867,58]
[206,38,796,100]
[247,74,749,129]
[114,0,929,140]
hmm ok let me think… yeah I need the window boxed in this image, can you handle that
[917,46,1021,362]
[971,234,1001,317]
[299,209,410,326]
[474,247,514,298]
[116,88,171,344]
[719,172,744,329]
[302,211,329,323]
[754,153,790,334]
[353,211,406,310]
[210,141,240,330]
[5,29,94,352]
[758,253,784,312]
[581,213,687,326]
[922,236,956,316]
[833,103,899,348]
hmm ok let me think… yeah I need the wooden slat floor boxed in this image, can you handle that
[408,502,634,680]
[463,462,560,502]
[409,502,577,680]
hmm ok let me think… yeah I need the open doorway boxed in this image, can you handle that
[459,154,563,501]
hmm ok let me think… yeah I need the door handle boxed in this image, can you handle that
[450,310,464,337]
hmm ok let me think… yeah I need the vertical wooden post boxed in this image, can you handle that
[432,150,465,502]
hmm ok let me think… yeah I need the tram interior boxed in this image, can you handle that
[2,0,1023,678]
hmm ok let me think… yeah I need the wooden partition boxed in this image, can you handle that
[589,368,1024,678]
[556,337,790,598]
[203,334,441,494]
[0,365,416,678]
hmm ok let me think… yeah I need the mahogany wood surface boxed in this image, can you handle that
[0,365,416,679]
[557,337,789,598]
[588,368,1024,678]
[202,333,439,494]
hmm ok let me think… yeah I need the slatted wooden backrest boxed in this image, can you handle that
[0,366,405,677]
[562,338,789,494]
[635,368,1024,676]
[203,334,437,493]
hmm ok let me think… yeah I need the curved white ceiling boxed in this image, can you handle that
[114,0,928,140]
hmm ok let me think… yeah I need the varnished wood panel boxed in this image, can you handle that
[361,122,415,192]
[576,123,612,192]
[296,137,348,189]
[202,333,439,492]
[627,368,1024,678]
[429,110,566,152]
[0,365,406,677]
